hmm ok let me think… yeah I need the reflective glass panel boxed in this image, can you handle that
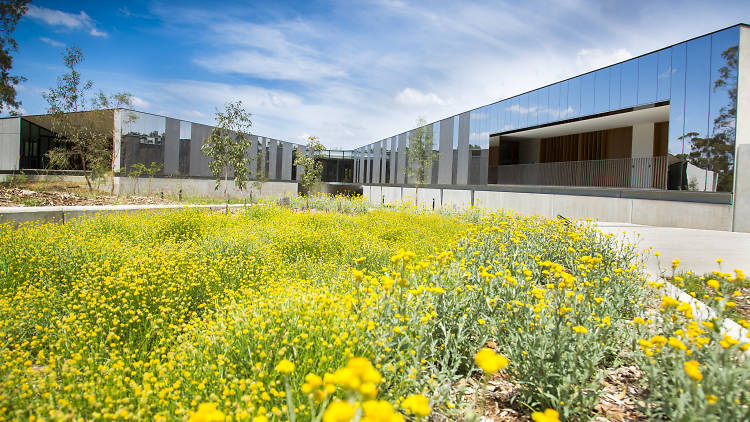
[510,96,520,130]
[620,60,637,108]
[452,115,459,148]
[706,27,739,191]
[594,68,610,113]
[609,63,621,110]
[179,120,191,140]
[567,77,581,119]
[683,36,711,146]
[559,80,570,120]
[669,42,687,156]
[489,102,498,134]
[520,93,530,128]
[580,72,595,116]
[432,121,440,151]
[637,52,658,105]
[537,86,549,125]
[121,111,166,144]
[657,49,671,101]
[527,90,538,127]
[548,83,560,123]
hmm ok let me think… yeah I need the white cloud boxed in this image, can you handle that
[395,88,447,107]
[39,37,64,47]
[26,5,107,37]
[194,50,346,82]
[575,48,632,71]
[130,96,150,108]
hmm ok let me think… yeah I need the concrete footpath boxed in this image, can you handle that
[0,203,248,227]
[595,222,750,276]
[596,221,750,346]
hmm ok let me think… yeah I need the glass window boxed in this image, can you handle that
[432,121,440,151]
[620,60,637,108]
[503,98,515,131]
[609,64,621,110]
[637,53,659,105]
[683,36,711,143]
[559,80,570,120]
[490,103,500,133]
[121,111,166,145]
[669,43,687,156]
[657,49,671,101]
[594,68,610,113]
[537,86,549,125]
[567,77,581,119]
[527,90,538,127]
[706,27,739,191]
[452,115,459,148]
[179,121,191,140]
[519,93,530,128]
[547,84,560,123]
[580,72,595,116]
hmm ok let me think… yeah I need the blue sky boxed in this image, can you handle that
[10,0,750,148]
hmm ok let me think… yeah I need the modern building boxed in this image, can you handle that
[1,24,750,232]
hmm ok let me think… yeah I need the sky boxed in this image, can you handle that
[9,0,750,148]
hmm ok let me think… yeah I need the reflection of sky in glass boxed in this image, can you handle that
[179,120,191,140]
[559,80,569,120]
[657,49,671,101]
[432,121,440,150]
[669,42,687,155]
[594,69,609,113]
[637,53,658,105]
[122,111,166,136]
[683,36,711,140]
[609,64,621,110]
[568,78,581,118]
[581,73,595,116]
[548,84,559,124]
[620,60,637,108]
[452,116,459,149]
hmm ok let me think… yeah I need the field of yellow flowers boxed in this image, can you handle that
[0,202,748,421]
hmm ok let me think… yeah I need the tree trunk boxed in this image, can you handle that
[80,152,93,192]
[224,166,229,214]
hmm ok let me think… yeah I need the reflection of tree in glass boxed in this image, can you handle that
[687,45,737,192]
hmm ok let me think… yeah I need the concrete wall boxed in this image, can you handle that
[362,184,734,231]
[0,117,20,171]
[189,123,212,177]
[438,117,454,184]
[382,186,401,204]
[442,189,472,208]
[416,188,441,209]
[118,176,297,199]
[734,26,750,232]
[456,112,470,185]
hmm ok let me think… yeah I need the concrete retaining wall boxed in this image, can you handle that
[363,184,734,231]
[0,174,298,201]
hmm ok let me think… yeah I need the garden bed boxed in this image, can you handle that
[0,202,747,421]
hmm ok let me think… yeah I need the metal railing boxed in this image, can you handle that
[494,156,668,189]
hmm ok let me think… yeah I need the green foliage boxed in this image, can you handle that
[43,46,132,192]
[252,140,269,196]
[0,0,30,113]
[293,136,325,196]
[405,117,438,201]
[200,101,253,201]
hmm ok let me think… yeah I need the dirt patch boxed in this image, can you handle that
[0,182,176,207]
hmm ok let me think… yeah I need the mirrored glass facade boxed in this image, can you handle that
[352,25,741,192]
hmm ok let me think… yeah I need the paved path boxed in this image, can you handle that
[595,222,750,277]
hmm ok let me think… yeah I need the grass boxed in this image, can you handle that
[0,199,748,421]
